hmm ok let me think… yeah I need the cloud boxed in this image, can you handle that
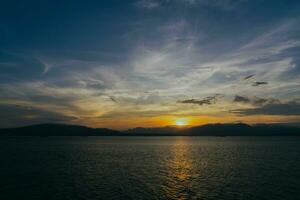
[1,1,300,128]
[252,81,268,86]
[134,0,161,9]
[232,100,300,116]
[0,104,76,128]
[109,96,118,103]
[195,0,247,10]
[0,81,112,121]
[243,74,255,80]
[134,0,248,12]
[233,95,280,106]
[233,95,251,103]
[276,46,300,79]
[179,0,247,10]
[252,97,270,106]
[178,94,221,106]
[98,109,170,119]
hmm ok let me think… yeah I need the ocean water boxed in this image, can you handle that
[0,137,299,200]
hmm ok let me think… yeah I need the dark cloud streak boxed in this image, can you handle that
[178,94,222,106]
[252,81,268,86]
[243,74,255,80]
[233,95,280,106]
[232,100,300,116]
[233,95,251,103]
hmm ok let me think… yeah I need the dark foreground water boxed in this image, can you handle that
[0,137,299,200]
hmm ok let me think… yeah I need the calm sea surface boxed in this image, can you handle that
[0,137,299,200]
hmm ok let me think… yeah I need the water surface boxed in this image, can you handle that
[1,137,299,200]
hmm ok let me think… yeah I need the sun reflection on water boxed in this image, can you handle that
[162,138,196,200]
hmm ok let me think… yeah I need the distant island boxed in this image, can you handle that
[0,123,299,136]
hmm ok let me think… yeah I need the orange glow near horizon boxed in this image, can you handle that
[79,114,300,130]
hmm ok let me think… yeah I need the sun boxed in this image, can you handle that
[175,119,188,126]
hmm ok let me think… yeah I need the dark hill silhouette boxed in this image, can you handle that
[126,123,300,136]
[0,123,122,136]
[184,123,298,136]
[184,123,253,136]
[0,123,299,136]
[184,123,255,136]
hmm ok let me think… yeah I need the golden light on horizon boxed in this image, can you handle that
[175,118,188,126]
[80,114,300,131]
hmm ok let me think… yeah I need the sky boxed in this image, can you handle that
[0,0,300,129]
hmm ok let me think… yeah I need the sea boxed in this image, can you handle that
[1,136,299,200]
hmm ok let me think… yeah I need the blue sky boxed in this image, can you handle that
[0,0,300,129]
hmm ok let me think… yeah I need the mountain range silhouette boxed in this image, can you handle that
[0,123,299,136]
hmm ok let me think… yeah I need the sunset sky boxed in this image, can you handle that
[0,0,300,129]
